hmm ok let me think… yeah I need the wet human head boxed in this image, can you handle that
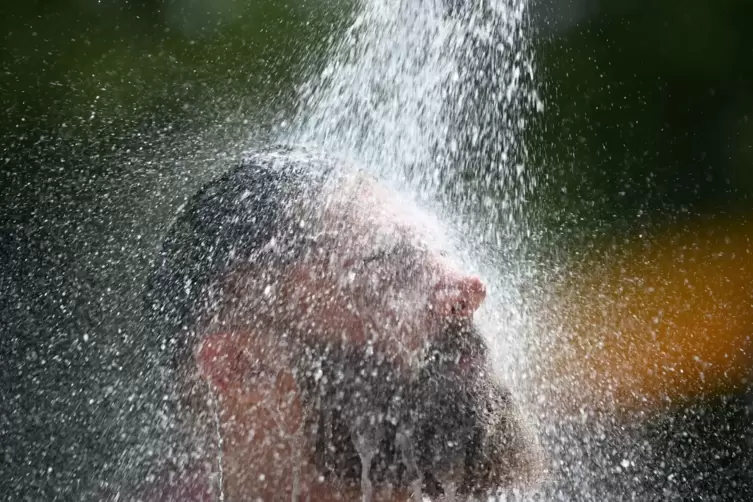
[146,146,540,500]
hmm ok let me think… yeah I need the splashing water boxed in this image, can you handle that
[7,0,746,500]
[285,0,542,387]
[443,481,458,502]
[351,421,382,502]
[210,384,226,502]
[396,429,424,502]
[353,433,375,502]
[281,0,544,498]
[288,0,540,224]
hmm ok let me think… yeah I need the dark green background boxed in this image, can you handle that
[532,0,753,242]
[3,0,753,232]
[1,0,752,500]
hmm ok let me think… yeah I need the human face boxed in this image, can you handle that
[283,175,488,367]
[278,176,538,498]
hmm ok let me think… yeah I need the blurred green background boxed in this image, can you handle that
[532,0,753,243]
[1,0,347,198]
[3,0,753,231]
[1,0,752,500]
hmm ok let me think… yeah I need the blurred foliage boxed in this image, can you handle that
[0,0,348,197]
[2,0,753,233]
[531,0,753,244]
[1,0,344,124]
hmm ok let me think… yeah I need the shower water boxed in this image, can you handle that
[282,0,550,499]
[286,0,541,369]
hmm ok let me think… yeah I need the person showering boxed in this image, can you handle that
[140,146,541,501]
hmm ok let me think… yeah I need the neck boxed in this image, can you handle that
[216,390,315,501]
[216,410,409,502]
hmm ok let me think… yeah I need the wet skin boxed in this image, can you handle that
[195,174,535,501]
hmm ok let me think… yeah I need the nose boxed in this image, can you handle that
[430,274,487,317]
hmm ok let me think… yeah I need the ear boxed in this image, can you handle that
[195,331,250,393]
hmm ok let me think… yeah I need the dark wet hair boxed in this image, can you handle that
[100,148,334,499]
[144,146,333,380]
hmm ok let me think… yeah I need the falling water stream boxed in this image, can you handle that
[282,0,543,499]
[287,0,541,384]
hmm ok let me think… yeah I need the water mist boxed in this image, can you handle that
[282,0,545,500]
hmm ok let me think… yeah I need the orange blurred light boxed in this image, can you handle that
[538,216,753,416]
